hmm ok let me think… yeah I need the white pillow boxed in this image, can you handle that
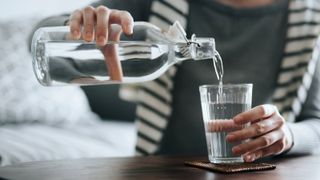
[0,18,99,125]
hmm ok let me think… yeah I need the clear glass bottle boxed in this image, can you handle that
[31,21,218,86]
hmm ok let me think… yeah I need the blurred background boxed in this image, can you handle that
[1,0,136,121]
[1,0,93,20]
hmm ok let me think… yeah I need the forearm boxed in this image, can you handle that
[287,119,320,154]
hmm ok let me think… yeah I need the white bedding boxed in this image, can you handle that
[0,120,136,166]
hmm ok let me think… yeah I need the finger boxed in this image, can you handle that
[96,6,111,46]
[82,6,96,42]
[108,24,123,42]
[232,129,284,156]
[108,25,123,80]
[101,25,123,81]
[109,10,134,35]
[233,104,277,125]
[243,139,286,162]
[101,44,123,81]
[69,9,82,39]
[207,119,243,132]
[227,116,284,142]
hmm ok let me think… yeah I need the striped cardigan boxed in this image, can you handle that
[132,0,320,155]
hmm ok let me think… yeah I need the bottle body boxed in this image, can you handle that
[32,22,215,86]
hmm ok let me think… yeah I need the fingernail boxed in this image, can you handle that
[232,146,241,154]
[226,134,235,142]
[233,116,240,122]
[86,31,93,39]
[245,155,252,162]
[72,30,78,36]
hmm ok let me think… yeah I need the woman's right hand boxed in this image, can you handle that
[68,5,134,46]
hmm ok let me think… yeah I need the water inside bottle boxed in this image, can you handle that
[35,40,179,85]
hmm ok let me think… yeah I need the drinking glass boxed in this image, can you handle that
[199,84,252,164]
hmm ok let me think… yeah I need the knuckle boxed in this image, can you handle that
[96,6,109,14]
[69,21,80,30]
[121,10,131,17]
[84,22,94,29]
[73,9,82,15]
[70,9,82,20]
[277,117,285,126]
[69,15,78,23]
[69,19,78,25]
[277,140,286,152]
[261,136,272,147]
[96,24,105,29]
[257,106,266,116]
[96,23,107,31]
[84,6,94,13]
[278,115,285,123]
[83,17,94,25]
[254,123,265,134]
[97,28,107,35]
[121,11,133,23]
[264,104,277,116]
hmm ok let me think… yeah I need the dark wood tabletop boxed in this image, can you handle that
[0,154,319,180]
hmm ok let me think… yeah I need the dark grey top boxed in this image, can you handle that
[33,0,320,155]
[160,0,289,155]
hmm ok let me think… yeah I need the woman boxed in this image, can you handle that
[37,0,320,162]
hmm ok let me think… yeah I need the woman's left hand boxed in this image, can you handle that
[226,104,294,162]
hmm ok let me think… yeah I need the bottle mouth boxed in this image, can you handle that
[190,34,216,60]
[31,28,51,86]
[191,34,215,48]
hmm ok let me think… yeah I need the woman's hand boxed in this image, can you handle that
[68,6,134,81]
[68,5,134,46]
[226,104,294,162]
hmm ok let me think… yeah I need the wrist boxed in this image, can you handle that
[282,124,294,154]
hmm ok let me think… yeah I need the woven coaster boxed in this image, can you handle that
[185,161,276,173]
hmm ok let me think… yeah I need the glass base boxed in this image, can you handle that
[209,156,243,164]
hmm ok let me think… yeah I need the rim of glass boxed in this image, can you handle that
[199,83,252,89]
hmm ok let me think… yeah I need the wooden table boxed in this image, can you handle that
[0,155,319,180]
